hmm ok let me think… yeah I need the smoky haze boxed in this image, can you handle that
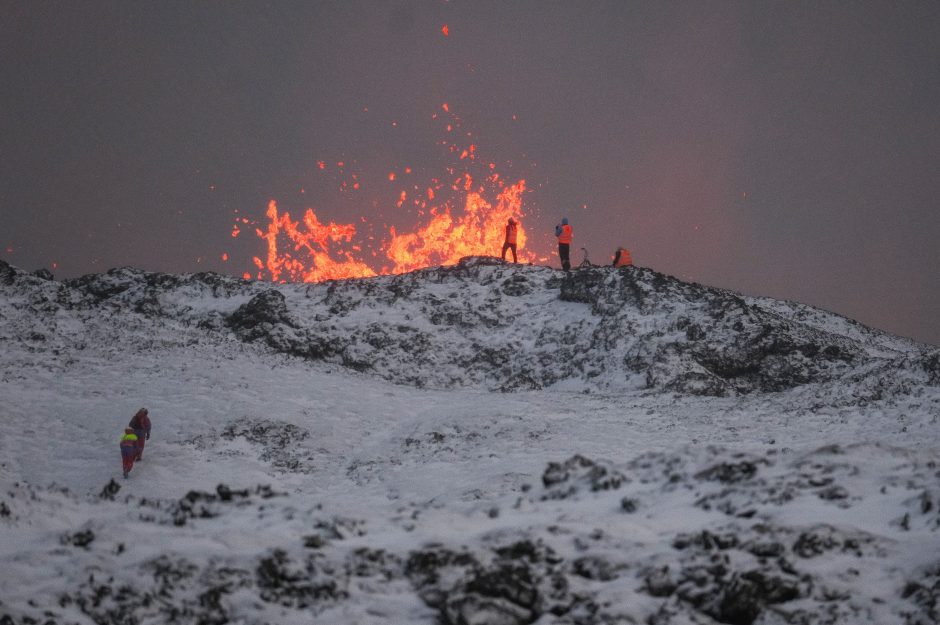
[1,1,938,346]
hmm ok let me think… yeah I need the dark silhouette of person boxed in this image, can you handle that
[502,217,518,263]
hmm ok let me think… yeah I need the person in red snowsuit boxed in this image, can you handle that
[501,217,519,263]
[128,408,152,461]
[120,428,138,478]
[611,246,632,267]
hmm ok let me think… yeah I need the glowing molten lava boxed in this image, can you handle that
[234,104,533,282]
[384,179,526,274]
[254,200,377,283]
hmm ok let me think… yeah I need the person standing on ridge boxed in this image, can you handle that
[128,407,151,461]
[502,217,518,263]
[120,427,138,478]
[555,217,573,270]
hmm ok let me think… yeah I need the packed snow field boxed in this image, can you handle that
[1,258,938,625]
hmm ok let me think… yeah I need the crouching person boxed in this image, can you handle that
[611,246,632,267]
[120,427,138,478]
[129,407,151,461]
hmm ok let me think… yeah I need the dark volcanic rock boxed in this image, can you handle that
[32,268,54,281]
[99,479,121,501]
[0,259,16,285]
[902,563,940,625]
[228,289,295,334]
[665,530,808,625]
[219,417,314,473]
[541,454,628,500]
[1,257,929,398]
[256,548,346,608]
[559,269,607,304]
[61,528,96,549]
[164,483,281,526]
[407,539,571,625]
[695,459,765,484]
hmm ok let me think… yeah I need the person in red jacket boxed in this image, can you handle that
[612,246,632,267]
[501,217,519,263]
[555,217,573,270]
[128,408,151,461]
[120,428,138,478]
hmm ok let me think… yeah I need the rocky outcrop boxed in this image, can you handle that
[1,257,933,397]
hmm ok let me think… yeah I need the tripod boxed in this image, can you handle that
[578,247,596,268]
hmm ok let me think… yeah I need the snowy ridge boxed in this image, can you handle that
[1,258,939,625]
[2,257,936,397]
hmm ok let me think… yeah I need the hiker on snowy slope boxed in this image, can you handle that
[128,408,151,461]
[120,428,138,478]
[555,217,572,271]
[502,217,518,263]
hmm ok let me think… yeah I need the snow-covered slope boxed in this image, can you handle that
[4,257,936,396]
[1,258,938,625]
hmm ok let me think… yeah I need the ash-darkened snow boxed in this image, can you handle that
[1,258,938,625]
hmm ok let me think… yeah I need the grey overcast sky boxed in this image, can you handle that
[2,1,938,345]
